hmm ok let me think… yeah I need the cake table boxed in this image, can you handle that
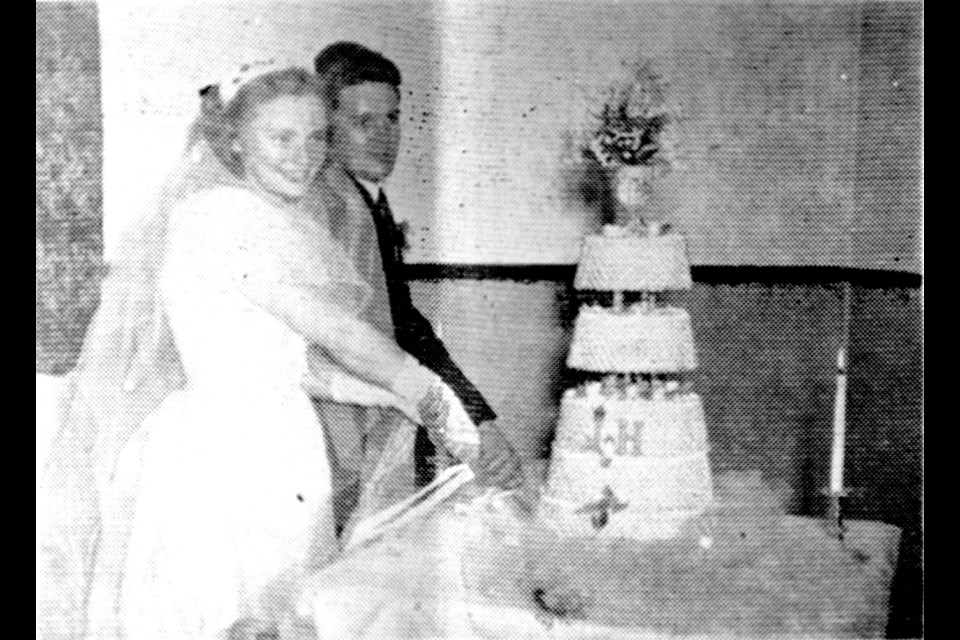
[300,465,901,639]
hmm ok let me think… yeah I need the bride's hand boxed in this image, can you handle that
[390,355,481,460]
[416,383,480,465]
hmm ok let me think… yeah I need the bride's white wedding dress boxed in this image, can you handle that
[37,160,476,639]
[112,184,368,638]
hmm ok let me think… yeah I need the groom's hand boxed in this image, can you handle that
[475,420,524,490]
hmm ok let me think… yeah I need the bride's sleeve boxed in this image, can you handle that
[189,191,419,417]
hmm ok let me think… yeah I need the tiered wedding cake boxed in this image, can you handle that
[542,224,714,540]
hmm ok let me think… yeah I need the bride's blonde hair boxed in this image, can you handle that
[191,67,323,176]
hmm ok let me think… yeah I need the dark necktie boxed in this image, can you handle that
[371,192,407,263]
[349,177,402,260]
[348,179,413,334]
[353,181,438,486]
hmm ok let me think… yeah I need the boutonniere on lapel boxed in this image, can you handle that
[393,219,411,255]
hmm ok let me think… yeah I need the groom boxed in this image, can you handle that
[311,42,522,527]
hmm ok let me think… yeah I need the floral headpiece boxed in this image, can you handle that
[212,57,297,104]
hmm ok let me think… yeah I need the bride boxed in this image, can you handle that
[37,61,498,640]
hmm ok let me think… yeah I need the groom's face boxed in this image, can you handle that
[329,81,401,183]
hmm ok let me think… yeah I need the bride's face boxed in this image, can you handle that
[236,94,326,203]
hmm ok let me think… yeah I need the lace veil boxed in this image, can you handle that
[35,124,252,633]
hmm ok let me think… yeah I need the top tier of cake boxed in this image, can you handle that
[574,229,692,292]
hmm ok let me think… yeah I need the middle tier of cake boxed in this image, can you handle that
[567,305,698,373]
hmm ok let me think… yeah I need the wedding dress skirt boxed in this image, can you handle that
[110,186,345,639]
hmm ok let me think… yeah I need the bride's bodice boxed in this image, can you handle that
[161,186,369,398]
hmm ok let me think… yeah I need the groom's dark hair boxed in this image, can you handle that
[314,42,402,109]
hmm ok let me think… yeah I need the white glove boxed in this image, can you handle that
[417,382,481,465]
[392,355,481,464]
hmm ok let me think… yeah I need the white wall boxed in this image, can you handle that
[98,1,920,270]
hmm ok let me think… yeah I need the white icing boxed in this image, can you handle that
[554,392,708,457]
[546,228,714,542]
[541,450,714,540]
[545,393,714,541]
[545,446,713,509]
[567,306,698,373]
[574,232,692,292]
[539,496,705,540]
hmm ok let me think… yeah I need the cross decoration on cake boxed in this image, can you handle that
[575,486,630,531]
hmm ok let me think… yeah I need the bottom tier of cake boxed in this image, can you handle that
[542,449,714,540]
[543,387,714,540]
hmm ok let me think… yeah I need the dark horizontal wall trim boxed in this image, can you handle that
[405,264,922,289]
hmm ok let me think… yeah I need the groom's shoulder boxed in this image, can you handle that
[316,163,365,208]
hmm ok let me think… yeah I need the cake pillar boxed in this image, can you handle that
[612,291,624,312]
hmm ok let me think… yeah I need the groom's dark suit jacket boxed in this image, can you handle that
[312,162,496,489]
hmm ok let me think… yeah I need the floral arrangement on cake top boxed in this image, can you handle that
[587,58,683,230]
[589,58,681,170]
